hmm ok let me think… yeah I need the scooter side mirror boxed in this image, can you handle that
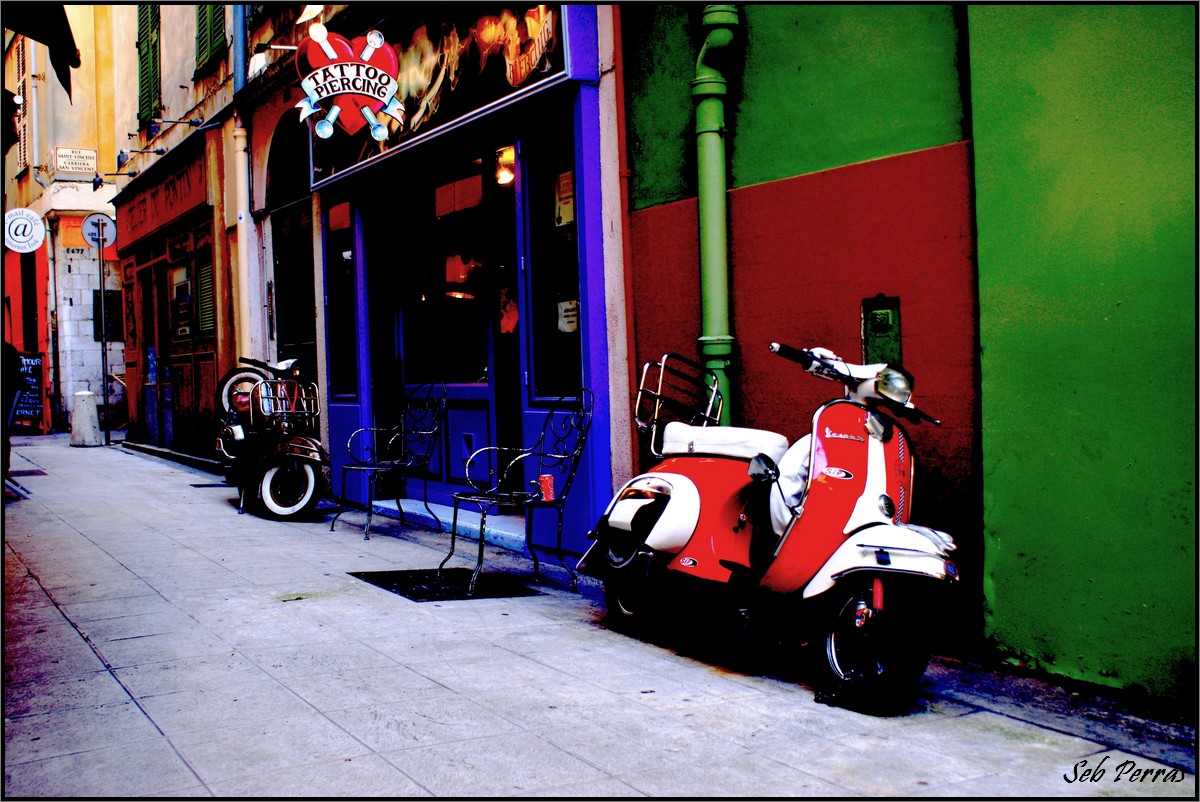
[748,453,780,483]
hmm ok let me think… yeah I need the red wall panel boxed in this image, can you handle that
[629,143,980,597]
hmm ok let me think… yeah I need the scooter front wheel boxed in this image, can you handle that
[812,578,931,709]
[259,458,319,518]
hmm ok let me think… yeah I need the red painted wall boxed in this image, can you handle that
[3,247,51,432]
[630,143,981,625]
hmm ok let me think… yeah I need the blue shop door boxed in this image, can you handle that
[386,148,523,510]
[324,201,371,505]
[515,129,590,557]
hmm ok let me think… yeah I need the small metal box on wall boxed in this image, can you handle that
[862,294,901,366]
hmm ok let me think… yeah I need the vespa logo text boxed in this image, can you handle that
[824,427,864,443]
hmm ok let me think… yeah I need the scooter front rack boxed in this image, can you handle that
[635,352,723,457]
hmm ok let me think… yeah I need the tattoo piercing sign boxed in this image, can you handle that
[296,24,405,141]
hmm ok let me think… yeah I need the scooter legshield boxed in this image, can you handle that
[801,522,957,599]
[761,401,914,594]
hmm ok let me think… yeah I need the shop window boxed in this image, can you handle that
[325,202,359,398]
[136,4,162,125]
[195,5,226,73]
[169,265,192,339]
[401,162,509,386]
[162,226,213,341]
[525,138,582,400]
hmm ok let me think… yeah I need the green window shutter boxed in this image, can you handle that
[196,5,226,69]
[195,7,210,64]
[210,8,226,57]
[197,260,215,333]
[137,5,161,123]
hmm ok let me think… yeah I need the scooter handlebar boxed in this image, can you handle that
[768,342,815,370]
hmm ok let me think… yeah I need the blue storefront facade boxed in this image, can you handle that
[259,4,620,556]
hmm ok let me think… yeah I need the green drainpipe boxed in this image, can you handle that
[692,4,739,425]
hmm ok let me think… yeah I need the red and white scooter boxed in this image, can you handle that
[578,343,959,707]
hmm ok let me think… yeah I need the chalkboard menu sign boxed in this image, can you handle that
[13,353,43,425]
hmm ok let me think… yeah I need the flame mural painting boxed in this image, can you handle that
[297,5,560,149]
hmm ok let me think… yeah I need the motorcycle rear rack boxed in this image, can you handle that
[251,379,320,427]
[635,352,723,458]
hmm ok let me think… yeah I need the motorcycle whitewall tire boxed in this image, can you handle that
[217,368,269,415]
[259,459,318,518]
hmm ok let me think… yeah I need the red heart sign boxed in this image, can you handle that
[296,28,401,138]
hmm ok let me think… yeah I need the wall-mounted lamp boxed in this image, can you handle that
[117,147,167,169]
[149,117,203,138]
[253,42,299,54]
[93,170,139,192]
[495,145,516,186]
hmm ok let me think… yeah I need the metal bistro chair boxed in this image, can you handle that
[329,382,447,540]
[440,388,593,595]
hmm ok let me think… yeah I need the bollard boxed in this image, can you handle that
[71,391,103,447]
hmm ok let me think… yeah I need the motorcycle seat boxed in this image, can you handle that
[661,421,789,463]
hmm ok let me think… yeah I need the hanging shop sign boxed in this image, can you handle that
[4,208,46,253]
[296,26,406,141]
[305,3,587,187]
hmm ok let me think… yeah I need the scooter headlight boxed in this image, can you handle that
[876,367,912,405]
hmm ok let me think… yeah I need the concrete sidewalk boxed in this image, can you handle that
[4,434,1195,798]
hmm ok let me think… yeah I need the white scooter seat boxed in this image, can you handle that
[661,421,789,463]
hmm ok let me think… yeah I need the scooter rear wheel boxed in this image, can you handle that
[604,581,644,622]
[259,458,319,518]
[602,566,655,631]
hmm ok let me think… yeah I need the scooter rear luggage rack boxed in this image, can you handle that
[250,379,320,426]
[635,352,723,457]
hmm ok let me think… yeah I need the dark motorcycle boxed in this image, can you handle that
[215,358,327,519]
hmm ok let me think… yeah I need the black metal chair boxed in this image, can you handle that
[329,382,447,540]
[439,388,593,595]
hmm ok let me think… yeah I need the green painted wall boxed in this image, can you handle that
[969,5,1195,698]
[621,4,966,210]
